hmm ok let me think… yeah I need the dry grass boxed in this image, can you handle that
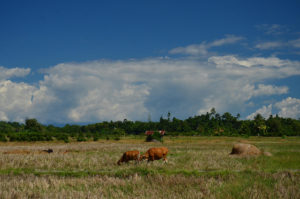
[0,172,298,199]
[0,136,299,198]
[0,175,217,199]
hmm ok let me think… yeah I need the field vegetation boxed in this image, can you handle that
[0,136,299,198]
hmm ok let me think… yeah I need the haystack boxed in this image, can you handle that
[230,143,272,156]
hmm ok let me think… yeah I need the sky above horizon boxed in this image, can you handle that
[1,0,300,124]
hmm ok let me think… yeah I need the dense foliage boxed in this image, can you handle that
[0,109,300,141]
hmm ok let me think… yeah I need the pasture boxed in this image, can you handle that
[0,136,299,198]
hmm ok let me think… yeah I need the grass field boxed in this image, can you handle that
[0,136,299,198]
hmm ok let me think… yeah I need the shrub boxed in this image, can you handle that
[93,135,99,141]
[241,134,250,138]
[77,135,87,142]
[6,132,51,142]
[0,134,7,142]
[114,136,120,141]
[45,134,53,141]
[54,133,69,143]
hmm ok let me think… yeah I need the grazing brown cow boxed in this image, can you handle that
[117,150,140,165]
[140,147,169,162]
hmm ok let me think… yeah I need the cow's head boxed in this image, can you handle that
[139,154,148,161]
[117,159,122,165]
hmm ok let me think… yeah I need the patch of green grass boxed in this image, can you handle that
[271,151,300,170]
[214,171,279,199]
[1,167,288,179]
[234,151,300,171]
[0,168,35,175]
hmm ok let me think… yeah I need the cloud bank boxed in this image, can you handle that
[247,97,300,119]
[1,53,300,124]
[1,34,300,124]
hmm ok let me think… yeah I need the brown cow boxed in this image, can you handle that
[140,147,169,162]
[117,150,140,165]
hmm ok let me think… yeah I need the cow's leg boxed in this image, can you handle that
[135,158,139,164]
[163,155,168,163]
[136,154,140,164]
[147,156,154,163]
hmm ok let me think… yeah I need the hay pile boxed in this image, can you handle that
[230,143,272,156]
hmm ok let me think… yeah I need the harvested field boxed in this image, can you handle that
[0,136,299,198]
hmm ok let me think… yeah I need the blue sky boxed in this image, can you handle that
[1,0,300,124]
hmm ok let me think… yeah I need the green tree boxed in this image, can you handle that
[0,121,14,133]
[210,108,216,119]
[254,114,267,136]
[25,118,43,132]
[167,112,171,122]
[0,134,7,142]
[239,121,251,136]
[267,116,283,136]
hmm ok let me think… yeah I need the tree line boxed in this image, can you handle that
[0,109,300,142]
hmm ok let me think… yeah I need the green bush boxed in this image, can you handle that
[54,133,69,143]
[114,136,121,141]
[0,134,7,142]
[7,132,51,142]
[93,135,99,141]
[77,135,87,142]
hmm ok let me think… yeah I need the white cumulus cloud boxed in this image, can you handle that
[0,53,299,123]
[247,97,300,120]
[255,38,300,51]
[208,55,292,68]
[169,35,243,56]
[0,66,31,80]
[252,84,288,96]
[255,41,285,50]
[247,104,273,120]
[0,80,36,122]
[275,97,300,118]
